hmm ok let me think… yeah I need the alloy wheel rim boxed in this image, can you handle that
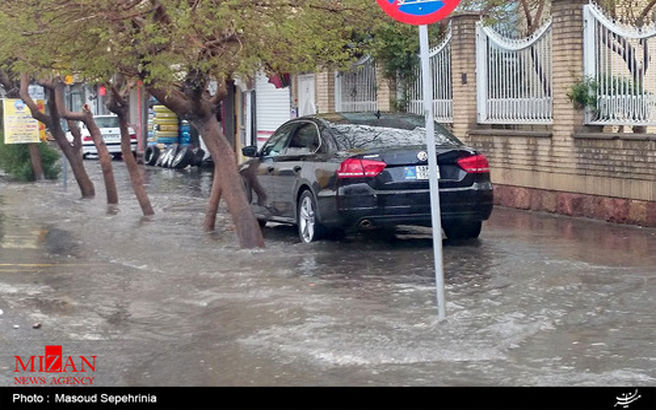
[299,196,315,242]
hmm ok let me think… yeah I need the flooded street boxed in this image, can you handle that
[0,162,655,386]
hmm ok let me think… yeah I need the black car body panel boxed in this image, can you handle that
[240,112,493,234]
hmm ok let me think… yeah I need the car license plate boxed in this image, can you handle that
[103,135,119,143]
[404,165,429,180]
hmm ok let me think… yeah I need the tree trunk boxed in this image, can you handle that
[53,82,117,204]
[49,117,95,198]
[116,109,154,216]
[82,107,119,205]
[146,83,264,248]
[196,116,264,248]
[203,164,222,232]
[27,143,44,181]
[24,86,95,198]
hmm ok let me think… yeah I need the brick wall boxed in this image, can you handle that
[455,0,656,227]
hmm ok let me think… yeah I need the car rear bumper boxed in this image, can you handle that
[322,182,493,230]
[83,142,137,155]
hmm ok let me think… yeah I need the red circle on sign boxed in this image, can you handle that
[377,0,461,26]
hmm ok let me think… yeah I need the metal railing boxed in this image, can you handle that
[335,56,378,112]
[583,2,656,126]
[407,26,453,123]
[476,18,553,124]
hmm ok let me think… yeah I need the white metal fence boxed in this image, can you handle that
[583,3,656,126]
[476,19,553,124]
[407,27,453,123]
[335,56,378,112]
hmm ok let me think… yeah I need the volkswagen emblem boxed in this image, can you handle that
[417,151,428,162]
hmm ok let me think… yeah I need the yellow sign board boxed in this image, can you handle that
[2,99,44,144]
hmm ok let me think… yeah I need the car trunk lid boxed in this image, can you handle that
[345,145,482,190]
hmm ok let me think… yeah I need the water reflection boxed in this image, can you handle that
[487,208,656,267]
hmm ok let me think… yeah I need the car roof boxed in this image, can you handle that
[302,111,462,146]
[310,112,437,130]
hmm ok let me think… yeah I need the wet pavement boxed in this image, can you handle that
[0,162,655,386]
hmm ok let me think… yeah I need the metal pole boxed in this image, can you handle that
[419,24,446,321]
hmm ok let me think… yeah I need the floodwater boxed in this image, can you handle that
[0,162,655,386]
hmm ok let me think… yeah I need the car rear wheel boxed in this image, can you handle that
[443,220,482,240]
[297,191,325,243]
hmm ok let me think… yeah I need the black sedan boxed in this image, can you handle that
[240,112,493,243]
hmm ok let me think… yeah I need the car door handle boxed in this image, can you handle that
[267,166,275,173]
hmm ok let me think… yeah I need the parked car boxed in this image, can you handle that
[65,115,137,159]
[240,112,494,243]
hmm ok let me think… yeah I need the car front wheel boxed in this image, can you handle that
[297,191,324,243]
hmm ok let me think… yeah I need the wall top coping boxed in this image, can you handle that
[469,129,553,138]
[575,133,656,142]
[449,12,485,21]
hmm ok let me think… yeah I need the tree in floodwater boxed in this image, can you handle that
[0,22,96,198]
[51,78,119,205]
[17,75,96,199]
[0,5,153,211]
[0,0,374,248]
[105,76,154,216]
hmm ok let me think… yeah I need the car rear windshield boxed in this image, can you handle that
[323,113,461,151]
[95,117,120,128]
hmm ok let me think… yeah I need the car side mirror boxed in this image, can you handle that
[242,145,258,157]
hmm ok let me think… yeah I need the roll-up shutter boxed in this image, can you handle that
[255,72,291,147]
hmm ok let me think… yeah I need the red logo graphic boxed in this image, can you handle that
[13,345,96,385]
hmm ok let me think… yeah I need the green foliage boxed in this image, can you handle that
[568,76,642,110]
[568,78,598,110]
[369,22,447,111]
[0,0,375,89]
[0,138,61,181]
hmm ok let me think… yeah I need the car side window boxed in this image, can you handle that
[260,123,295,158]
[281,123,320,156]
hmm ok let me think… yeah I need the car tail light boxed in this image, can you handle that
[337,158,387,178]
[130,134,137,140]
[457,154,490,173]
[83,136,92,142]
